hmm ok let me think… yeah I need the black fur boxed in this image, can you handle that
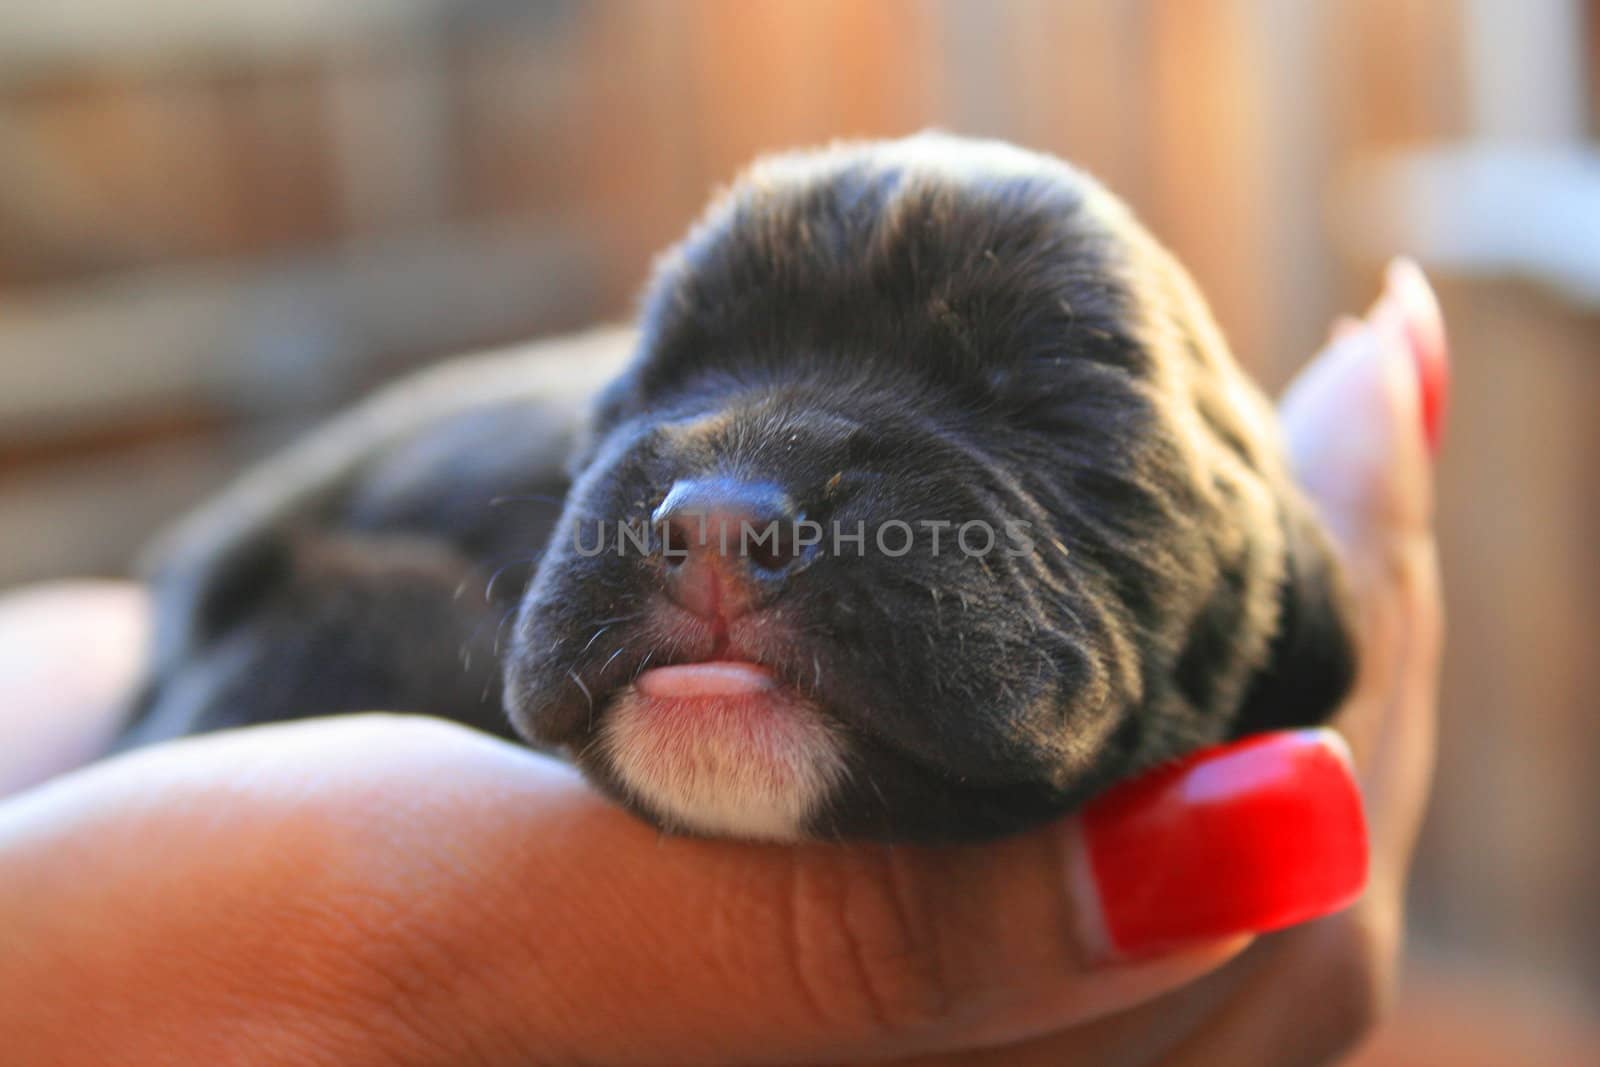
[119,135,1355,842]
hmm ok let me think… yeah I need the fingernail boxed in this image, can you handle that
[1074,729,1368,958]
[1380,258,1449,457]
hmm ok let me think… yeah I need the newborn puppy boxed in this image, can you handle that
[121,135,1354,843]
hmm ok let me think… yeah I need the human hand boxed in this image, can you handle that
[0,260,1444,1066]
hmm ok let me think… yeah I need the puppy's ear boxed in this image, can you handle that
[1232,498,1359,734]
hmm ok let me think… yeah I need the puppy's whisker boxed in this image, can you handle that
[599,646,628,675]
[493,604,520,655]
[453,599,525,669]
[567,670,595,715]
[580,625,613,655]
[572,731,609,766]
[484,556,542,602]
[587,611,648,628]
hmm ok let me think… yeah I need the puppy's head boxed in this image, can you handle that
[505,135,1300,842]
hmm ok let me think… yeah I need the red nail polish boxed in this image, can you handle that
[1080,729,1368,957]
[1385,259,1449,456]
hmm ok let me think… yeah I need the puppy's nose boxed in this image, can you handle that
[652,477,806,619]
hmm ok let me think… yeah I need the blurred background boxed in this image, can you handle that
[2,1,1597,1061]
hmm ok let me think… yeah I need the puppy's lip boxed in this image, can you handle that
[636,660,779,699]
[601,663,843,840]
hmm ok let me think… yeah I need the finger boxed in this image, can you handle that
[1132,262,1450,1067]
[1279,257,1446,871]
[0,581,150,796]
[1,715,1256,1066]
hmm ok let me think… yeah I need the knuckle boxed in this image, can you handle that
[781,849,959,1040]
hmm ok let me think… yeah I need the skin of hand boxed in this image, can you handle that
[0,260,1445,1067]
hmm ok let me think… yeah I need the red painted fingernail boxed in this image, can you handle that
[1385,258,1449,457]
[1078,729,1368,958]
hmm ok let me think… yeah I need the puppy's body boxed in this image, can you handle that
[122,136,1354,842]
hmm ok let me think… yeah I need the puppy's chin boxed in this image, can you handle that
[594,663,849,841]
